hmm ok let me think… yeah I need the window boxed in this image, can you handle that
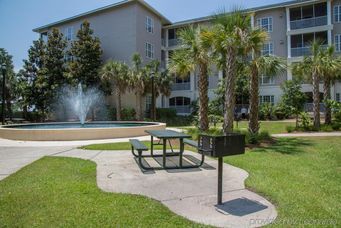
[145,16,154,33]
[334,5,341,23]
[260,75,274,85]
[65,27,73,41]
[64,54,73,62]
[335,34,341,52]
[145,43,154,59]
[336,93,340,102]
[261,42,274,56]
[257,17,273,32]
[169,97,191,106]
[145,95,152,111]
[259,95,275,105]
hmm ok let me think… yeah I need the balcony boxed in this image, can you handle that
[290,16,327,30]
[160,60,166,69]
[291,45,327,57]
[171,82,190,91]
[168,38,180,47]
[161,38,166,47]
[170,105,191,114]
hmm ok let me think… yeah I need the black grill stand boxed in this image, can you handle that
[217,157,223,205]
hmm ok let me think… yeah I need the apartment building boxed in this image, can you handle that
[33,0,341,115]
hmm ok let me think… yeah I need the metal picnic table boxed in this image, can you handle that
[145,130,191,169]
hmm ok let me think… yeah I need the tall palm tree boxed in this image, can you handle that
[130,53,147,121]
[169,26,211,131]
[100,60,129,121]
[320,46,341,125]
[292,41,325,129]
[208,9,251,133]
[244,28,286,134]
[145,60,173,120]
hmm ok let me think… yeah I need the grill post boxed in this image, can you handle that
[217,156,223,205]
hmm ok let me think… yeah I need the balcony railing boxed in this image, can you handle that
[160,60,166,69]
[290,16,327,30]
[171,82,191,91]
[170,105,191,114]
[161,38,166,47]
[291,45,327,57]
[168,38,180,47]
[304,103,326,112]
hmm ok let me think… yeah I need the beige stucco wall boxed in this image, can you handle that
[255,8,288,86]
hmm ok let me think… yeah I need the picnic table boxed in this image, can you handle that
[145,130,191,168]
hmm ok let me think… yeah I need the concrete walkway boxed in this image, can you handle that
[52,149,277,227]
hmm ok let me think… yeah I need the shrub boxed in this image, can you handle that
[297,112,312,130]
[259,103,274,120]
[156,108,177,120]
[274,104,290,120]
[331,122,341,131]
[286,125,296,133]
[208,114,223,127]
[121,108,136,121]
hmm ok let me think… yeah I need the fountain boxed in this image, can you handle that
[0,83,166,141]
[62,83,101,125]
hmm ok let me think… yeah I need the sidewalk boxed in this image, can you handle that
[272,132,341,137]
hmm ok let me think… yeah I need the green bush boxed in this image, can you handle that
[209,114,223,127]
[156,108,177,120]
[274,104,290,120]
[286,126,296,133]
[121,108,136,121]
[259,103,274,120]
[331,122,341,131]
[297,112,312,130]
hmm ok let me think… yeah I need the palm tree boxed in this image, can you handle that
[145,60,173,120]
[292,41,325,129]
[320,46,341,125]
[244,28,286,134]
[100,60,129,121]
[130,53,147,121]
[169,26,211,131]
[208,9,251,133]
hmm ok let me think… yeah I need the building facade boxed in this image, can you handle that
[34,0,341,115]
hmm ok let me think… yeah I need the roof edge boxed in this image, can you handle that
[33,0,171,33]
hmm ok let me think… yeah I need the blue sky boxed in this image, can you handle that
[0,0,289,70]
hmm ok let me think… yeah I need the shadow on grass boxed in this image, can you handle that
[252,138,313,155]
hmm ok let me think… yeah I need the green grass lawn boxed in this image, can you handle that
[0,157,204,227]
[180,121,296,135]
[82,137,341,227]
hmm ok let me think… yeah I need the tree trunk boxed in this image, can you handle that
[248,63,260,134]
[152,95,157,121]
[223,48,237,134]
[312,71,320,129]
[323,78,331,125]
[115,87,121,121]
[198,63,209,131]
[23,105,28,120]
[135,93,143,121]
[6,99,12,121]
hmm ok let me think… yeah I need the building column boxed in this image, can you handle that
[327,0,332,25]
[250,13,255,29]
[328,30,332,45]
[287,35,291,58]
[287,61,293,80]
[165,29,169,47]
[190,71,195,91]
[286,7,290,32]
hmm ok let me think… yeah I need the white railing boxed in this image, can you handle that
[170,105,191,114]
[304,103,326,112]
[168,39,180,47]
[171,82,190,91]
[291,45,327,57]
[290,16,327,30]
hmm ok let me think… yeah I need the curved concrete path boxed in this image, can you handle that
[53,149,277,227]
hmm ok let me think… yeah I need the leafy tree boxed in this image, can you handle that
[208,9,251,133]
[279,79,306,127]
[69,20,103,87]
[21,38,47,119]
[293,41,326,129]
[100,60,129,120]
[0,48,16,120]
[43,28,67,103]
[129,53,147,120]
[169,26,211,131]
